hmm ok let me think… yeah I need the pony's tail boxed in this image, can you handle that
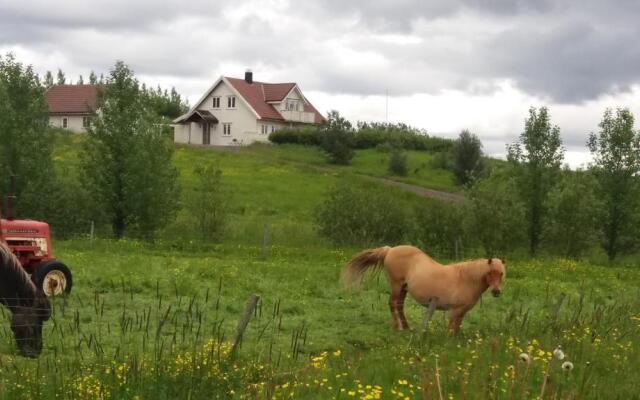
[341,246,391,288]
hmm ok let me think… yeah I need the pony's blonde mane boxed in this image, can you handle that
[453,258,504,282]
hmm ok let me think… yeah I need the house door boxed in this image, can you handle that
[203,123,211,145]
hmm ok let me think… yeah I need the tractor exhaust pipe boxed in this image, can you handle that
[6,175,16,220]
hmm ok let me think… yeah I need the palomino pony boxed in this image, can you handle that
[342,245,505,333]
[0,241,51,357]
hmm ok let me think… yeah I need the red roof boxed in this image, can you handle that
[225,77,324,124]
[45,85,98,115]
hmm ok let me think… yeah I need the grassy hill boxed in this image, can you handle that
[1,133,636,399]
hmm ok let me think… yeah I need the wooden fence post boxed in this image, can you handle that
[232,294,260,353]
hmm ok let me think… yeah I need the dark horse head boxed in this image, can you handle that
[0,242,51,357]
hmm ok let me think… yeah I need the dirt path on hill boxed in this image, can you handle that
[357,175,466,203]
[210,145,467,203]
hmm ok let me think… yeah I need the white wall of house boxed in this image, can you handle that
[49,115,90,133]
[197,79,265,146]
[174,122,204,145]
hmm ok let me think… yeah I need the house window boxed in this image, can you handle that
[271,125,276,134]
[227,96,236,108]
[223,123,232,136]
[62,117,68,128]
[212,96,220,108]
[82,116,92,128]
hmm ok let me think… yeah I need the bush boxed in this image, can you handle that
[315,182,408,246]
[268,120,455,153]
[543,170,600,258]
[388,149,408,176]
[319,111,355,165]
[465,168,526,256]
[451,130,484,185]
[20,168,98,239]
[412,200,466,258]
[268,127,320,146]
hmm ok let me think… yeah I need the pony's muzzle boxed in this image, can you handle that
[491,288,501,297]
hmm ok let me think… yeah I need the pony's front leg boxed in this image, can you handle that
[447,308,466,334]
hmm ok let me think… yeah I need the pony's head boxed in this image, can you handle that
[485,258,506,297]
[11,292,51,358]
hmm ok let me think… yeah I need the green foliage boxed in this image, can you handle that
[355,122,453,151]
[388,148,408,176]
[543,170,600,258]
[587,108,640,261]
[81,61,180,238]
[319,110,355,165]
[315,181,408,246]
[507,106,564,255]
[43,70,54,88]
[268,126,320,145]
[190,164,227,242]
[0,53,53,218]
[269,120,454,152]
[466,168,525,257]
[413,200,466,258]
[142,85,189,120]
[89,71,97,85]
[451,129,484,185]
[56,68,65,85]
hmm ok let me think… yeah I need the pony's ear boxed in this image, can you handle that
[487,258,493,265]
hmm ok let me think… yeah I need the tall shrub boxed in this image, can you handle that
[587,108,640,261]
[507,106,564,255]
[466,168,525,257]
[315,181,407,246]
[543,170,599,258]
[81,61,180,238]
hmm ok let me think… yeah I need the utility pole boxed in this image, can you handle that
[385,88,389,123]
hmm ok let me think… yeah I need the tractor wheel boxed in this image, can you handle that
[34,261,73,296]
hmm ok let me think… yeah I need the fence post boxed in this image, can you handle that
[231,294,260,354]
[261,224,269,260]
[90,220,95,241]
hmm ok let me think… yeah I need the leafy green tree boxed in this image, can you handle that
[587,108,640,261]
[43,71,54,88]
[56,68,66,85]
[89,71,97,84]
[81,61,179,238]
[190,164,227,241]
[0,53,53,217]
[465,168,525,257]
[388,148,408,176]
[507,106,564,255]
[543,169,600,258]
[451,129,484,185]
[319,110,355,165]
[77,75,84,85]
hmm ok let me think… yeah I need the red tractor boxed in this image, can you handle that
[0,178,73,296]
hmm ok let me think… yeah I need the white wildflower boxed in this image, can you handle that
[562,361,574,371]
[553,346,565,360]
[518,353,531,363]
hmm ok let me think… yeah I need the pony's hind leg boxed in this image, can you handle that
[388,282,409,331]
[397,284,410,330]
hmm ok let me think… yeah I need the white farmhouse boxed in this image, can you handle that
[173,71,324,146]
[45,85,98,133]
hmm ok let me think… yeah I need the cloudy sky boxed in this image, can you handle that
[3,0,640,166]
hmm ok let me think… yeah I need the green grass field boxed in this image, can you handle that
[1,240,639,399]
[1,134,638,399]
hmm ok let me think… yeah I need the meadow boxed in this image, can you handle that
[1,136,638,399]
